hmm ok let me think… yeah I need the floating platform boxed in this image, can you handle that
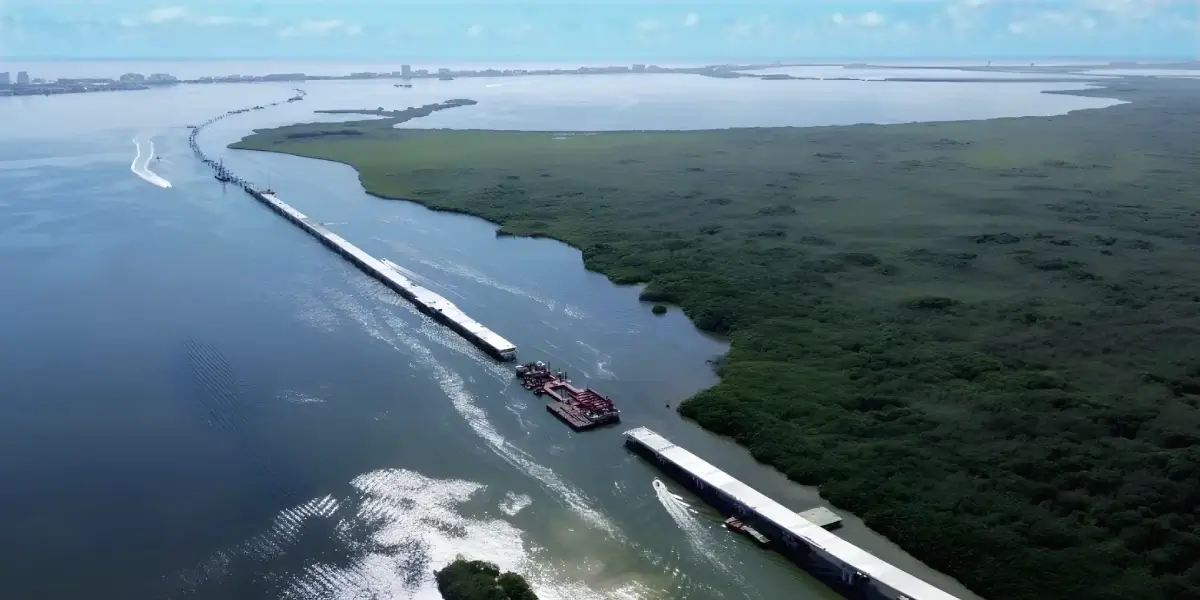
[624,427,962,600]
[798,507,843,530]
[517,361,620,431]
[546,403,604,431]
[247,189,517,361]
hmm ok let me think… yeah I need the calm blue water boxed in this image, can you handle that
[0,63,1108,599]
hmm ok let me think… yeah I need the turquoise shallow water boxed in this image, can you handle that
[0,63,1101,599]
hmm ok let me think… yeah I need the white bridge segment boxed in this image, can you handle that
[257,193,516,357]
[624,426,963,600]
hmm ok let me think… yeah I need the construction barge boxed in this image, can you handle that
[516,361,620,431]
[625,427,963,600]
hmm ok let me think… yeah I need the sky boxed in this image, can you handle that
[0,0,1196,61]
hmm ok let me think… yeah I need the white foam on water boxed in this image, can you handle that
[534,352,594,382]
[651,479,734,578]
[321,274,622,540]
[279,389,326,404]
[293,290,341,333]
[168,549,234,595]
[499,491,533,516]
[578,340,618,380]
[505,404,532,432]
[378,253,469,301]
[562,304,589,320]
[129,136,172,188]
[407,254,592,320]
[268,494,344,549]
[167,494,346,592]
[341,274,511,384]
[273,470,651,600]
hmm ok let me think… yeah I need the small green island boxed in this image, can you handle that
[435,558,538,600]
[232,77,1200,600]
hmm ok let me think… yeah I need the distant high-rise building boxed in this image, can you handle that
[16,71,30,85]
[119,73,146,83]
[0,72,9,85]
[401,64,411,78]
[632,64,646,72]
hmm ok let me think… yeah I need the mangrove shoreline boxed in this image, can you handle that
[231,77,1200,600]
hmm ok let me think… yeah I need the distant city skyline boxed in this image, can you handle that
[1,1,1197,60]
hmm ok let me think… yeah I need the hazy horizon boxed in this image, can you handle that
[8,55,1199,63]
[4,56,1196,83]
[3,0,1197,61]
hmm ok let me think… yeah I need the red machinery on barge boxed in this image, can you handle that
[516,361,621,431]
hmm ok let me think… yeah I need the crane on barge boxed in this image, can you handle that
[515,361,621,431]
[214,159,232,182]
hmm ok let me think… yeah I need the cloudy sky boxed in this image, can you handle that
[0,0,1196,60]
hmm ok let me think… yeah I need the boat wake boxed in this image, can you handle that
[421,255,590,320]
[651,479,735,577]
[318,270,622,540]
[368,237,590,319]
[130,136,171,188]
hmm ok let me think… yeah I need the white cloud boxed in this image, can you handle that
[1004,0,1185,36]
[120,6,271,28]
[1007,9,1103,36]
[831,11,888,28]
[1085,0,1159,22]
[944,0,990,33]
[682,12,700,27]
[466,23,484,36]
[145,7,186,24]
[729,17,774,38]
[635,18,661,32]
[278,19,361,38]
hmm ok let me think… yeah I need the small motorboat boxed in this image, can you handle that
[515,360,548,377]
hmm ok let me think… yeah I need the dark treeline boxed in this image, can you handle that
[234,78,1200,600]
[435,559,538,600]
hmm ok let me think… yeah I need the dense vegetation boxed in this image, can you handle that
[235,78,1200,600]
[435,558,538,600]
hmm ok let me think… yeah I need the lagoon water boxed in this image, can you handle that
[0,61,1117,600]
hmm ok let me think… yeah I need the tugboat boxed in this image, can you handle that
[724,517,771,548]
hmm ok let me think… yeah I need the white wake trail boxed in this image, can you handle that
[322,276,621,540]
[651,479,735,577]
[130,137,172,188]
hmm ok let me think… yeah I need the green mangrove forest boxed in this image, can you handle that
[435,558,538,600]
[233,77,1200,600]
